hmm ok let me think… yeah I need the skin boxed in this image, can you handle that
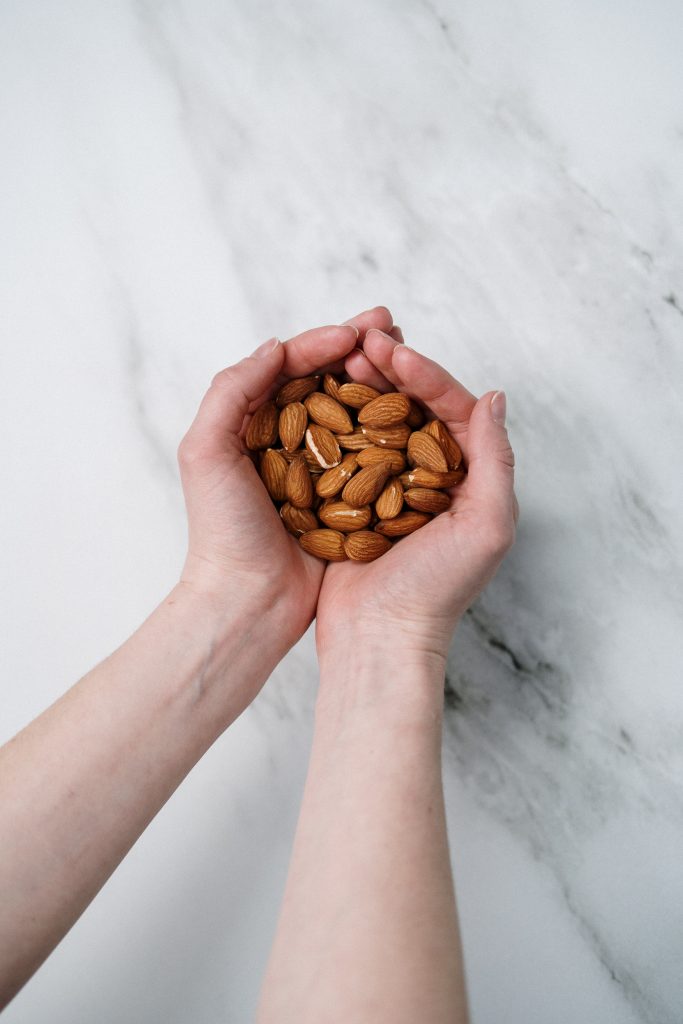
[0,307,516,1021]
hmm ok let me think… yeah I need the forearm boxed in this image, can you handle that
[0,582,281,1009]
[257,644,468,1024]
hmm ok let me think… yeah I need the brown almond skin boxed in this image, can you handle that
[315,453,359,498]
[357,447,406,473]
[305,425,342,468]
[342,465,390,508]
[344,531,393,562]
[276,375,320,407]
[280,503,318,536]
[399,467,465,489]
[361,423,411,449]
[245,401,279,450]
[299,528,347,561]
[335,429,374,451]
[375,477,404,519]
[407,431,449,472]
[423,419,462,470]
[305,392,354,434]
[358,392,411,428]
[286,456,314,508]
[374,511,431,537]
[323,373,343,402]
[405,400,426,428]
[279,402,308,452]
[318,501,372,532]
[404,487,451,514]
[259,448,288,501]
[337,382,381,409]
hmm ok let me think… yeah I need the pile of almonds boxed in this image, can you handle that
[246,373,465,562]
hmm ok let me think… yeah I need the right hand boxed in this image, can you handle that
[315,329,518,665]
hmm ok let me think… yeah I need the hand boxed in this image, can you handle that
[176,308,396,657]
[315,328,518,664]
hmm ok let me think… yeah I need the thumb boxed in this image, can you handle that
[463,390,516,542]
[179,338,285,462]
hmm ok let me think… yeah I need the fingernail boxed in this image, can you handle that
[490,390,507,426]
[251,336,280,358]
[347,325,360,340]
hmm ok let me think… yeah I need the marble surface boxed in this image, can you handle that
[1,2,682,1021]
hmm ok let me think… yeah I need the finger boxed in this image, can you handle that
[182,338,285,458]
[342,305,393,341]
[282,324,359,378]
[362,328,403,388]
[389,325,405,344]
[390,342,477,437]
[343,348,395,392]
[460,390,516,538]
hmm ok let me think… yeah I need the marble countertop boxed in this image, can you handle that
[1,3,682,1022]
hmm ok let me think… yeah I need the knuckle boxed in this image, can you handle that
[496,441,515,469]
[211,366,236,389]
[177,435,205,468]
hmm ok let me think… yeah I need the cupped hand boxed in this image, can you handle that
[176,307,395,654]
[315,329,518,664]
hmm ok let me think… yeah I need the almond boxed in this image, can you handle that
[337,382,381,409]
[304,392,354,434]
[405,400,426,428]
[375,477,404,519]
[356,447,406,473]
[285,456,314,508]
[335,429,374,450]
[280,503,318,536]
[305,425,342,469]
[315,453,359,498]
[423,419,462,470]
[361,423,411,449]
[344,531,393,562]
[374,511,431,536]
[407,431,449,472]
[276,375,320,407]
[318,500,372,532]
[358,392,411,428]
[279,402,308,452]
[259,448,288,500]
[323,373,343,402]
[399,467,465,489]
[245,400,279,450]
[299,528,347,561]
[404,487,451,514]
[342,464,390,508]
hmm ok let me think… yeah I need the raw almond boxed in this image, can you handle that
[245,400,279,450]
[337,382,381,409]
[305,425,342,469]
[399,467,465,489]
[407,431,449,472]
[405,400,426,428]
[315,453,359,498]
[356,447,406,473]
[342,464,391,508]
[423,419,462,470]
[299,528,347,561]
[404,487,451,514]
[361,423,411,449]
[375,477,404,519]
[280,503,318,536]
[358,392,411,428]
[276,375,320,407]
[279,402,308,452]
[344,531,393,562]
[259,448,288,501]
[323,373,343,401]
[285,456,314,508]
[374,511,431,536]
[335,429,374,451]
[318,500,372,532]
[304,392,354,434]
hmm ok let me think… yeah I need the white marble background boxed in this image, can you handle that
[1,1,682,1021]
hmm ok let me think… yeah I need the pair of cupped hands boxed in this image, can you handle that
[176,305,516,671]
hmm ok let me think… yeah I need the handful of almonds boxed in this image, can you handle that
[246,372,465,562]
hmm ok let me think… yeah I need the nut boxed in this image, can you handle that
[337,382,381,409]
[358,392,411,428]
[315,453,359,498]
[399,467,465,488]
[342,464,390,508]
[375,477,404,519]
[403,487,451,514]
[323,373,343,402]
[407,431,449,473]
[361,423,411,449]
[259,448,288,501]
[285,455,314,508]
[305,425,342,469]
[245,401,279,450]
[279,402,308,452]
[276,375,320,407]
[344,531,393,562]
[356,447,406,473]
[299,528,347,561]
[423,419,462,470]
[374,511,432,536]
[305,392,354,434]
[318,500,372,532]
[280,503,318,536]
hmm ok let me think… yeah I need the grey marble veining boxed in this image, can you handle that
[1,2,682,1021]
